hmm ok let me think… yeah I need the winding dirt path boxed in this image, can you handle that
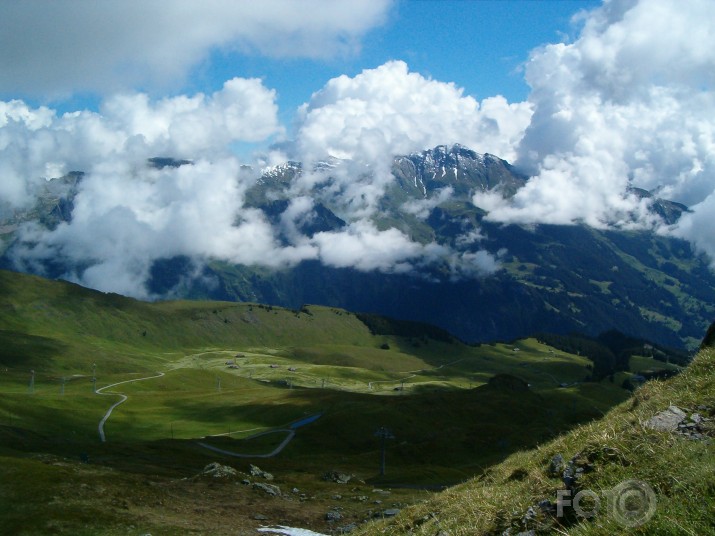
[96,372,165,442]
[197,413,322,458]
[197,429,296,458]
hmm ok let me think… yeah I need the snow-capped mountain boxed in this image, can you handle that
[0,145,708,349]
[392,144,527,199]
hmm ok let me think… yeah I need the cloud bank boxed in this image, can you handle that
[476,0,715,239]
[0,0,393,97]
[3,71,504,297]
[0,80,282,210]
[295,60,531,164]
[3,0,715,298]
[288,60,532,219]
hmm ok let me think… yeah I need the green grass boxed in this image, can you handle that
[354,347,715,535]
[629,354,681,374]
[0,269,656,534]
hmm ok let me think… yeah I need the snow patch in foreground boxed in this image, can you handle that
[257,526,328,536]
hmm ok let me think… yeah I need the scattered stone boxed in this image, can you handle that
[323,470,352,484]
[253,482,281,496]
[200,462,237,479]
[337,523,357,533]
[249,464,274,480]
[644,405,687,432]
[521,506,537,524]
[382,508,400,517]
[645,405,714,440]
[562,464,577,490]
[332,494,343,500]
[325,509,343,522]
[253,514,269,521]
[548,454,564,477]
[537,500,556,515]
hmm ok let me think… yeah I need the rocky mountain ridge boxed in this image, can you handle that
[0,145,711,349]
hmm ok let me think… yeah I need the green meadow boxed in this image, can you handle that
[0,270,645,534]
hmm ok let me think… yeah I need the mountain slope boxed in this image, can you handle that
[355,334,715,535]
[187,146,715,350]
[0,269,646,534]
[1,144,712,350]
[202,223,714,350]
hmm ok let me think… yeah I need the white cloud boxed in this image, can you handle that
[309,220,501,278]
[0,80,281,211]
[2,79,286,298]
[0,101,58,207]
[0,0,394,97]
[12,157,330,298]
[486,0,715,242]
[673,194,715,268]
[311,220,428,273]
[3,75,506,298]
[9,0,715,296]
[451,250,502,279]
[455,227,486,248]
[100,78,283,157]
[0,0,392,97]
[401,187,454,220]
[290,61,531,220]
[296,61,532,165]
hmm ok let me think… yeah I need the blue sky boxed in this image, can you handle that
[197,0,600,126]
[3,0,600,127]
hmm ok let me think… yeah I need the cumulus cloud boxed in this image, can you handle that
[13,159,287,298]
[0,80,281,211]
[295,61,531,164]
[450,250,503,280]
[0,0,393,97]
[311,221,427,273]
[674,194,715,269]
[290,61,531,219]
[481,0,715,244]
[100,78,283,156]
[3,72,506,297]
[402,187,454,220]
[2,78,290,297]
[9,0,715,298]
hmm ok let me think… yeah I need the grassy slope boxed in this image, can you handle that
[0,270,378,372]
[0,269,642,534]
[356,346,715,535]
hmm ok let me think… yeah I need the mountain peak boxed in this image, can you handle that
[628,186,690,225]
[393,144,528,199]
